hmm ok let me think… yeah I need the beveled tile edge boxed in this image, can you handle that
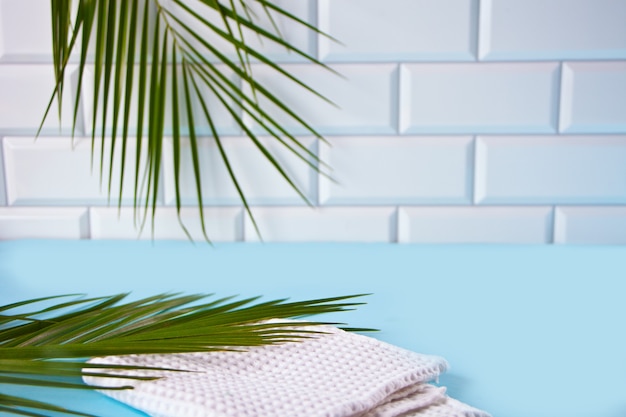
[0,135,6,206]
[553,206,567,244]
[559,63,576,133]
[476,0,493,61]
[473,137,488,204]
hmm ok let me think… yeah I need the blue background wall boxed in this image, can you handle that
[2,240,626,417]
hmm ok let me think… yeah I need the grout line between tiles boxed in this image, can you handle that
[391,206,399,243]
[474,0,482,61]
[549,206,556,244]
[471,136,478,205]
[83,206,93,240]
[314,137,322,207]
[0,137,9,206]
[311,0,320,62]
[555,62,564,134]
[393,64,402,135]
[237,207,246,242]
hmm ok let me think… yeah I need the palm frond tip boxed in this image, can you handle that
[43,0,334,241]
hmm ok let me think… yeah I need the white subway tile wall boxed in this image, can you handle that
[554,206,626,244]
[3,137,153,206]
[318,136,473,205]
[318,0,478,62]
[399,62,560,134]
[0,0,625,243]
[244,63,399,135]
[398,206,553,244]
[0,65,77,135]
[0,143,6,206]
[81,65,242,137]
[478,0,626,60]
[474,136,626,204]
[0,207,88,240]
[90,207,243,241]
[560,62,626,133]
[0,0,54,62]
[162,136,318,206]
[243,207,397,242]
[162,0,317,63]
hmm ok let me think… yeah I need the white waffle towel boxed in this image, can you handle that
[84,324,490,417]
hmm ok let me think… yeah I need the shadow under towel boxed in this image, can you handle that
[84,324,489,417]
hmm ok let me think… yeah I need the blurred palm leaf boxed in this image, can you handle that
[43,0,335,240]
[0,293,368,416]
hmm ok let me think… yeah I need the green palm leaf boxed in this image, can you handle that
[0,293,369,416]
[42,0,334,240]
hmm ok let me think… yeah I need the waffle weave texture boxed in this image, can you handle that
[84,324,490,417]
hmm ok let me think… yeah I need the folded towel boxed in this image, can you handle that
[363,386,489,417]
[84,323,489,417]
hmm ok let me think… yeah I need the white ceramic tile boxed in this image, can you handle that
[399,63,559,134]
[560,62,626,133]
[161,0,316,63]
[475,136,626,204]
[0,207,88,240]
[162,136,317,206]
[243,206,396,242]
[398,206,553,244]
[0,0,53,62]
[319,136,473,205]
[90,207,242,241]
[244,63,398,135]
[479,0,626,60]
[81,65,240,136]
[318,0,477,62]
[3,137,155,205]
[0,140,6,206]
[0,65,77,135]
[554,206,626,244]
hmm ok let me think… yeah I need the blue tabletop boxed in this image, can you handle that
[1,240,625,417]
